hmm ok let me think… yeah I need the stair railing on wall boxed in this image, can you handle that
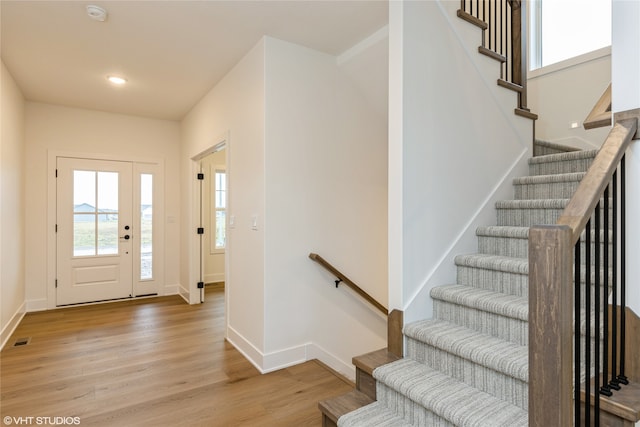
[528,116,638,426]
[308,253,404,358]
[458,0,531,113]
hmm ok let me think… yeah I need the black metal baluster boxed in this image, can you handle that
[601,185,613,397]
[595,203,602,425]
[610,170,621,391]
[575,238,582,424]
[618,156,629,386]
[585,218,592,427]
[498,0,502,56]
[491,0,498,52]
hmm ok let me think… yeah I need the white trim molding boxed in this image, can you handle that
[1,302,26,350]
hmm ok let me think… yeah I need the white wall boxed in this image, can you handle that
[181,35,388,378]
[389,0,533,322]
[263,36,387,376]
[180,40,266,355]
[1,61,26,348]
[528,48,612,150]
[612,0,640,315]
[24,103,181,310]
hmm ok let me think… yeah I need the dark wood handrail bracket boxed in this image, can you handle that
[308,253,388,315]
[529,111,639,426]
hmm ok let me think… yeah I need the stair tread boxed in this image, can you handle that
[529,148,598,164]
[431,284,528,321]
[455,253,528,273]
[353,348,401,376]
[533,139,582,153]
[582,379,640,422]
[374,358,528,426]
[496,198,569,208]
[337,401,413,427]
[513,171,586,184]
[403,319,528,382]
[319,389,375,424]
[476,225,529,238]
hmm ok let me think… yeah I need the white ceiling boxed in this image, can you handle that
[1,0,388,120]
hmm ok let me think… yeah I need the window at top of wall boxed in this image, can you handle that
[530,0,611,70]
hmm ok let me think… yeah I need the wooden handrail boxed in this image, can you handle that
[308,253,388,315]
[557,119,637,244]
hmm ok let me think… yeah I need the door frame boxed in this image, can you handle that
[189,132,230,319]
[47,150,165,309]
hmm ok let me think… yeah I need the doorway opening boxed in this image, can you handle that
[192,135,228,305]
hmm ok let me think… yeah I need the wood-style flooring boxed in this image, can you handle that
[0,286,353,426]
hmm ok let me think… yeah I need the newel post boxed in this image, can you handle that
[528,225,573,427]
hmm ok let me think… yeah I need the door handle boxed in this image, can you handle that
[120,235,131,240]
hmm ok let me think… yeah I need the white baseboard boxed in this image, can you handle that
[163,283,179,296]
[1,301,26,350]
[306,343,356,381]
[26,298,48,312]
[177,284,190,303]
[226,325,267,373]
[226,326,355,380]
[204,273,224,284]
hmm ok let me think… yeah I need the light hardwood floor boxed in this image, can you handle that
[0,286,353,426]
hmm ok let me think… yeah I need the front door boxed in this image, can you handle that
[56,158,134,305]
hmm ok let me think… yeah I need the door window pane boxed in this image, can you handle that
[97,213,118,255]
[74,218,95,257]
[213,169,226,250]
[215,211,226,249]
[72,170,120,257]
[140,174,153,280]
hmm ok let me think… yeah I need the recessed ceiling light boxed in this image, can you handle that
[87,5,108,22]
[107,76,127,85]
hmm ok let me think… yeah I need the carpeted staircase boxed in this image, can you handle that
[337,143,599,426]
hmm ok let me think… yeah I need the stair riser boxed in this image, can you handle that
[478,236,528,258]
[529,158,594,176]
[456,266,528,297]
[478,235,613,263]
[497,207,612,227]
[433,301,527,346]
[497,207,566,226]
[514,181,581,200]
[405,339,528,410]
[375,385,455,427]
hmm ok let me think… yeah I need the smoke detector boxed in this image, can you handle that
[86,5,108,22]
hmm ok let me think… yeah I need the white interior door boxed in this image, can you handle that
[56,158,133,305]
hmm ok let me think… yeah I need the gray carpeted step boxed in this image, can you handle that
[533,139,581,156]
[431,284,528,345]
[455,254,529,297]
[339,142,601,425]
[476,226,529,258]
[337,401,415,427]
[496,199,569,226]
[528,149,597,176]
[390,333,529,413]
[513,172,585,199]
[374,358,528,426]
